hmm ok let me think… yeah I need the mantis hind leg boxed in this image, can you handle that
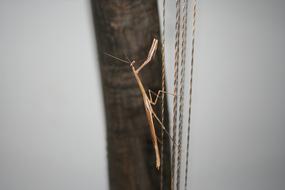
[151,110,177,146]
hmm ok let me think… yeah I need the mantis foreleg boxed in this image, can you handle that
[151,109,178,146]
[148,89,177,106]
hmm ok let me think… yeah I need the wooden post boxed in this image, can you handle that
[91,1,171,189]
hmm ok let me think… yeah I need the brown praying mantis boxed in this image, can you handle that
[105,38,175,170]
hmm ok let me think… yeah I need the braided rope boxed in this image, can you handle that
[184,0,197,189]
[176,0,189,189]
[171,0,181,189]
[160,0,166,189]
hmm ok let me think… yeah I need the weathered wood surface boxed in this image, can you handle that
[91,0,171,189]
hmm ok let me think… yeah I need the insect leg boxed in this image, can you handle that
[148,89,177,105]
[151,110,178,146]
[136,38,158,73]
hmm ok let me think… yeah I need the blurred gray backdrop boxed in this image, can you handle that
[0,0,284,190]
[0,1,109,190]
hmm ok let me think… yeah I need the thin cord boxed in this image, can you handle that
[171,0,181,189]
[160,0,166,189]
[184,0,197,189]
[176,0,189,189]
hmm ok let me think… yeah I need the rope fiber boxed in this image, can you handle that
[160,0,166,189]
[171,0,181,189]
[176,0,189,189]
[184,1,197,189]
[160,0,197,189]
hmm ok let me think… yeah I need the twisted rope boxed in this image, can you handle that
[171,0,181,189]
[160,0,166,189]
[176,0,189,189]
[184,0,197,189]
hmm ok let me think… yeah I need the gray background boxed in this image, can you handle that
[0,1,109,190]
[0,0,284,190]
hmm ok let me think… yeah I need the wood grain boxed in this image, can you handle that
[91,1,171,189]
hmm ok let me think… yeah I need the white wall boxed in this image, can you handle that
[159,0,285,190]
[0,1,108,190]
